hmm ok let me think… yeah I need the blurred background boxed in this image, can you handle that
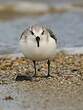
[0,0,83,54]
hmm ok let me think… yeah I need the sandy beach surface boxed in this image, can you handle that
[0,52,83,110]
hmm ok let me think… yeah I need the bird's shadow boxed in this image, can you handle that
[15,74,53,81]
[15,75,33,81]
[15,74,48,81]
[15,75,53,81]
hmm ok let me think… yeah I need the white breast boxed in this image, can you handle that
[20,37,57,61]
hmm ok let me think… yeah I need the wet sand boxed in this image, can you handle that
[0,52,83,110]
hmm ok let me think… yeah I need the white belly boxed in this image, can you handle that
[20,39,57,61]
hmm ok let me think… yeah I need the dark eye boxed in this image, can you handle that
[41,31,44,35]
[30,31,34,35]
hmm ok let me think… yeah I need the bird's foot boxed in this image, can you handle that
[33,74,37,78]
[45,74,53,79]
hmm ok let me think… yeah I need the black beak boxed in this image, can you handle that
[36,36,40,47]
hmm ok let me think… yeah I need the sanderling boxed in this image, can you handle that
[20,25,57,77]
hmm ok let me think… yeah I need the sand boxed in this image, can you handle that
[0,52,83,110]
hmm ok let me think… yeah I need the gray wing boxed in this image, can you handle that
[46,28,57,43]
[20,31,25,40]
[20,28,28,40]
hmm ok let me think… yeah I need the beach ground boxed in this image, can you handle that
[0,52,83,110]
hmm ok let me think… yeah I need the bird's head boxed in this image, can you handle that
[20,25,48,47]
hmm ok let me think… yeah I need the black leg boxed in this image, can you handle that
[47,60,50,77]
[33,61,36,77]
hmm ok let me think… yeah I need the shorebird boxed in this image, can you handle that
[20,25,57,77]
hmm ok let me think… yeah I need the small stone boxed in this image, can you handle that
[3,96,14,101]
